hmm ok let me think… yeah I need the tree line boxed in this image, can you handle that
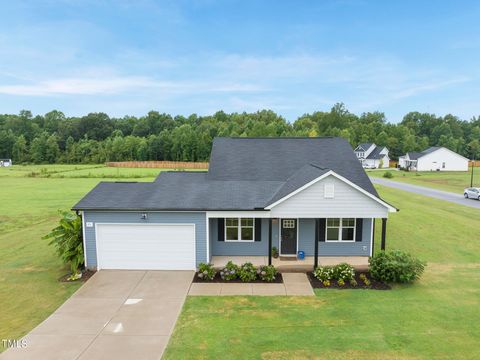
[0,103,479,164]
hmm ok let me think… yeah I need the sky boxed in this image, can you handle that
[0,0,479,122]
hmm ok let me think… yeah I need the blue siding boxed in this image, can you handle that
[210,218,271,256]
[208,218,371,258]
[83,211,207,269]
[298,218,372,256]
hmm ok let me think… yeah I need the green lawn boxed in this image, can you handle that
[164,185,480,360]
[367,168,480,194]
[0,165,158,347]
[0,163,205,179]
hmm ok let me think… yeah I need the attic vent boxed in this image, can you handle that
[324,183,334,198]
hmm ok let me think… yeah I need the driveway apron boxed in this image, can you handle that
[1,270,194,360]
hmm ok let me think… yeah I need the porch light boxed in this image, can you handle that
[141,213,148,220]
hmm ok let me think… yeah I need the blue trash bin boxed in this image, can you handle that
[297,251,305,260]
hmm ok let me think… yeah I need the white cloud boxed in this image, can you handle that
[0,73,266,97]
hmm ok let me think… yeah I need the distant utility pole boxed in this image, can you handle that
[471,158,475,187]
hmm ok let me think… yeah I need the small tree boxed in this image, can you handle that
[43,211,84,277]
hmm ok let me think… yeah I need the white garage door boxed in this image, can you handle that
[96,224,196,270]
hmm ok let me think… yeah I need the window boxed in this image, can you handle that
[326,218,356,242]
[442,162,446,168]
[225,218,254,241]
[282,219,295,228]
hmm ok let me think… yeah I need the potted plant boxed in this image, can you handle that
[272,246,279,259]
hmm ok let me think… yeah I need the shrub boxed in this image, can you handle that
[322,280,331,287]
[257,265,277,282]
[197,263,216,281]
[383,171,393,178]
[337,279,345,286]
[239,262,257,282]
[43,211,84,275]
[220,261,239,281]
[331,263,355,281]
[313,266,334,282]
[359,273,367,281]
[349,278,358,287]
[363,277,371,286]
[272,247,279,258]
[369,250,425,283]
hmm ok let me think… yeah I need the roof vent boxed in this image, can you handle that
[324,183,334,198]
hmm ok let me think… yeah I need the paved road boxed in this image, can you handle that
[371,177,480,209]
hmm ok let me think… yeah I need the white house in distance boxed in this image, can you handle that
[354,143,390,169]
[398,147,469,171]
[0,159,12,167]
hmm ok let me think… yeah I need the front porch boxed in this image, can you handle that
[210,255,369,272]
[208,216,391,271]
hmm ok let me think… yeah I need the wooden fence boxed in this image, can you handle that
[105,161,209,169]
[469,160,480,167]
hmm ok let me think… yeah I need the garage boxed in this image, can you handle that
[95,223,196,270]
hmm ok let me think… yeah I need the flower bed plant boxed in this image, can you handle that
[312,263,355,282]
[312,266,334,282]
[193,261,283,283]
[196,263,216,281]
[257,265,277,282]
[308,271,390,290]
[239,262,257,282]
[310,263,389,290]
[220,261,239,281]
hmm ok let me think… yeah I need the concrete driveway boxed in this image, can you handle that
[1,270,194,360]
[371,177,480,209]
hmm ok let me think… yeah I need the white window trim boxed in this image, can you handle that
[325,218,356,243]
[224,218,255,242]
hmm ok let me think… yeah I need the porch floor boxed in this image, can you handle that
[210,256,369,272]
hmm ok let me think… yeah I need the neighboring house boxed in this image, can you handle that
[73,137,397,271]
[0,159,12,167]
[354,143,390,169]
[398,146,469,171]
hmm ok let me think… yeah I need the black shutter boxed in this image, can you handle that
[318,218,326,242]
[355,219,363,242]
[218,218,225,241]
[254,218,262,241]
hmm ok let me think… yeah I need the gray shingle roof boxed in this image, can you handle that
[407,152,423,160]
[354,143,373,152]
[267,164,330,205]
[366,146,386,160]
[208,138,376,193]
[73,137,381,211]
[73,173,284,211]
[421,146,441,155]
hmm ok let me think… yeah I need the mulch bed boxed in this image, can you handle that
[193,272,283,284]
[58,269,96,283]
[307,271,390,290]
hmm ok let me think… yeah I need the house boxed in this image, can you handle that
[73,137,397,271]
[398,146,469,171]
[354,143,390,168]
[0,159,12,167]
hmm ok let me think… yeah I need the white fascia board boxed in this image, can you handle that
[206,210,271,218]
[265,170,397,213]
